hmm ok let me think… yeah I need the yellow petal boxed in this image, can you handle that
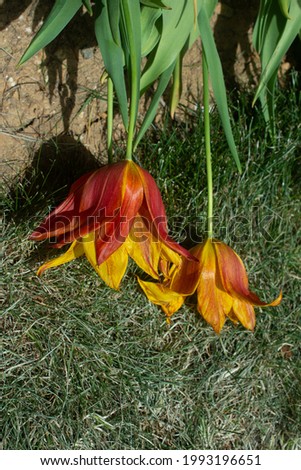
[196,239,233,334]
[82,233,128,289]
[37,240,84,276]
[232,299,256,331]
[96,246,128,290]
[159,243,182,278]
[125,218,160,279]
[138,278,184,318]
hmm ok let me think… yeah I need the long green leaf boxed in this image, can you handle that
[19,0,82,65]
[198,7,241,172]
[94,0,129,128]
[140,0,195,92]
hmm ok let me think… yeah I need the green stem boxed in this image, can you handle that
[107,76,113,164]
[122,0,140,161]
[202,52,213,239]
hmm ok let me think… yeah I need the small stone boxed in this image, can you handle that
[80,48,94,60]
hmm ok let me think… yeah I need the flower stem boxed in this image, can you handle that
[202,51,213,239]
[107,76,113,164]
[122,0,140,162]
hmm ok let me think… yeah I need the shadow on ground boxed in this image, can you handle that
[4,134,100,222]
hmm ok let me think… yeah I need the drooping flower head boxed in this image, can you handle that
[30,160,195,289]
[139,238,282,333]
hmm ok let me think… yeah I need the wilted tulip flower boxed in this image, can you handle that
[139,238,282,333]
[30,160,194,289]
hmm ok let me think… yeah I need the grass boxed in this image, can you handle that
[2,73,301,450]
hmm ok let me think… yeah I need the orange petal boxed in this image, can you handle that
[232,299,256,331]
[169,244,202,295]
[214,240,282,307]
[196,239,233,334]
[138,278,184,318]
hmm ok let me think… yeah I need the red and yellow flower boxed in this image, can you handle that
[139,238,282,333]
[30,160,194,289]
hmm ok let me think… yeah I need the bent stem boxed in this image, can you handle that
[202,51,213,239]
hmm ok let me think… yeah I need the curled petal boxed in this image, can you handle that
[214,240,282,307]
[36,241,84,276]
[169,244,202,296]
[30,172,93,240]
[138,278,184,318]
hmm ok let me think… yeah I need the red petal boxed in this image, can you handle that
[137,165,196,261]
[29,171,94,240]
[30,162,134,241]
[95,162,144,265]
[169,244,202,295]
[214,240,281,307]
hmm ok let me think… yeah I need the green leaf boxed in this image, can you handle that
[19,0,82,65]
[278,0,291,19]
[133,62,175,151]
[198,6,241,172]
[140,6,162,57]
[94,0,129,128]
[253,1,301,106]
[140,0,170,9]
[140,0,196,92]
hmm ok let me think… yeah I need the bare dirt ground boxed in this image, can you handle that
[0,0,295,183]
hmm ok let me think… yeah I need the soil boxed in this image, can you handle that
[0,0,295,182]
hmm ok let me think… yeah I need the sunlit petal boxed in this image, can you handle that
[37,241,84,276]
[138,278,184,318]
[214,240,282,306]
[169,244,202,295]
[232,299,256,331]
[196,239,232,334]
[95,246,129,290]
[126,217,160,279]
